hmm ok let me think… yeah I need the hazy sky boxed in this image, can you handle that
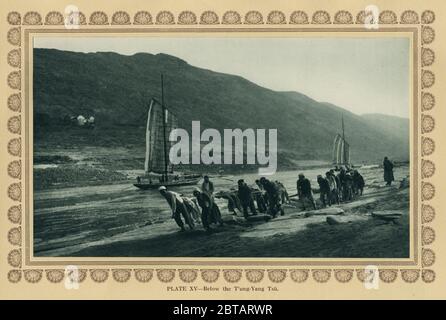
[34,36,410,118]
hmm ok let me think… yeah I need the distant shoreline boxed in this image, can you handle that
[33,153,409,191]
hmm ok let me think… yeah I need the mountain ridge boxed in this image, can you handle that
[33,48,409,165]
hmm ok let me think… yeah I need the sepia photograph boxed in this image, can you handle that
[33,35,411,258]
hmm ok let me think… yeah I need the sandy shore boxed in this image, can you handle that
[71,179,410,258]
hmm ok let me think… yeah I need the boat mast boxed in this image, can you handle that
[341,114,347,165]
[161,74,169,182]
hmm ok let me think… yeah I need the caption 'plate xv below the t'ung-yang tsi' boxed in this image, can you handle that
[0,0,445,299]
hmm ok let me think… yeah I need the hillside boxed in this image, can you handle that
[361,113,409,145]
[33,48,409,166]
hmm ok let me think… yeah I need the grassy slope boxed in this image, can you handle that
[361,113,410,149]
[34,48,409,164]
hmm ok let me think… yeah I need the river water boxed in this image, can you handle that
[33,165,407,256]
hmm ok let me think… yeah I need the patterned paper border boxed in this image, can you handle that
[5,9,436,284]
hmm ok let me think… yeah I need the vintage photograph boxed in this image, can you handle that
[33,36,410,258]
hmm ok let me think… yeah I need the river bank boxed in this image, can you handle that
[33,145,363,190]
[70,183,409,258]
[34,163,410,258]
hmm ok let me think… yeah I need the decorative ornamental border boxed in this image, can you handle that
[5,9,436,284]
[5,9,437,26]
[419,9,436,286]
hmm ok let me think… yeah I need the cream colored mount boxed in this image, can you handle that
[4,8,436,285]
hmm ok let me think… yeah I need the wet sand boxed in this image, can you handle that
[34,165,347,256]
[69,174,410,258]
[34,162,409,258]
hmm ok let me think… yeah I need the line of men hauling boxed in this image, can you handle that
[158,157,395,232]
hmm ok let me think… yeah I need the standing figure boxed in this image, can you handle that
[259,177,284,217]
[296,174,317,210]
[352,170,365,195]
[317,175,331,207]
[383,157,395,186]
[201,175,214,196]
[237,179,257,218]
[158,186,194,232]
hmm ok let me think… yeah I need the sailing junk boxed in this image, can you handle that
[332,134,350,165]
[134,76,201,190]
[332,117,350,166]
[144,98,177,175]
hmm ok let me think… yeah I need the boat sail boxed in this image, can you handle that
[134,75,201,190]
[144,98,178,175]
[332,115,351,167]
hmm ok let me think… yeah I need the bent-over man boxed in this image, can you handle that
[260,177,284,218]
[159,186,194,232]
[317,175,331,207]
[193,187,223,231]
[237,179,257,218]
[297,174,317,210]
[326,171,339,204]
